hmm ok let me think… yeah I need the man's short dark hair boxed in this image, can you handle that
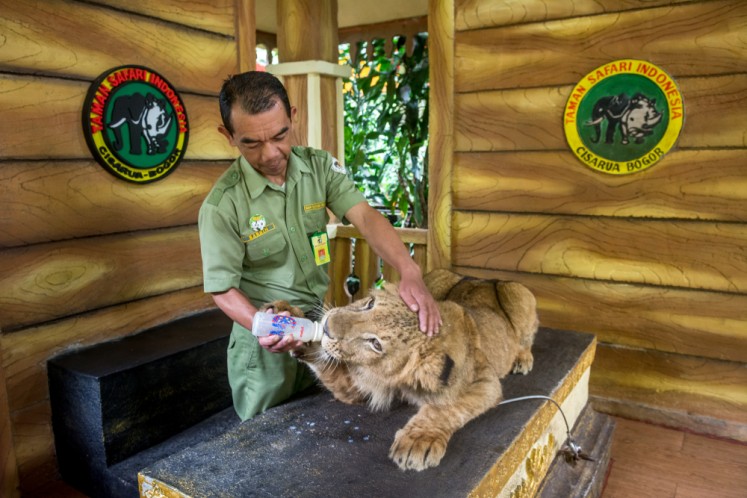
[219,71,292,134]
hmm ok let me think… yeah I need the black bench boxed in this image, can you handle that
[48,309,237,498]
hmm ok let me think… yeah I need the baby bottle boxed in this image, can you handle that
[251,312,323,342]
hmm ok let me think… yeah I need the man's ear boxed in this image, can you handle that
[217,125,235,146]
[290,106,298,124]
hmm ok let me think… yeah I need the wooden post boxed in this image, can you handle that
[427,0,454,272]
[270,0,347,159]
[235,0,256,72]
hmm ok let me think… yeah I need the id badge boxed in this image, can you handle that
[310,231,331,266]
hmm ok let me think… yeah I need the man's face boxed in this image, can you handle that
[219,100,296,181]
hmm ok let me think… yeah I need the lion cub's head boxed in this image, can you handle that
[321,284,423,372]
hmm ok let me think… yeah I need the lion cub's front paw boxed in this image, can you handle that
[512,350,534,375]
[389,427,448,471]
[260,300,304,317]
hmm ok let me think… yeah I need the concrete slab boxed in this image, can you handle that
[139,327,596,498]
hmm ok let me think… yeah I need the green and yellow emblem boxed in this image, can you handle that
[564,59,684,175]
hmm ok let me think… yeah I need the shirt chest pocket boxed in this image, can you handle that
[302,208,327,234]
[244,228,288,266]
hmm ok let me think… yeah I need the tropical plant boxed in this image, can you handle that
[339,33,429,228]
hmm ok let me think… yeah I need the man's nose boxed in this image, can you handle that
[260,142,281,161]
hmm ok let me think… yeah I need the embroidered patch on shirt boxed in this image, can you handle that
[304,201,326,212]
[331,158,347,174]
[249,214,266,232]
[242,223,276,243]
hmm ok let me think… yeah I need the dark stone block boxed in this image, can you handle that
[48,309,234,498]
[140,328,598,498]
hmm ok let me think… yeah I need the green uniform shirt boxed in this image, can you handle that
[198,146,366,312]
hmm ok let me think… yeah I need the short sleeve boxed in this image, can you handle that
[323,155,367,221]
[198,201,244,293]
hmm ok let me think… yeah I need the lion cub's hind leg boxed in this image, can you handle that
[495,282,538,376]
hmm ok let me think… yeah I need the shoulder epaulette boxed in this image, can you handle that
[206,169,241,206]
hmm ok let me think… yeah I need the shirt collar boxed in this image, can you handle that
[240,147,311,199]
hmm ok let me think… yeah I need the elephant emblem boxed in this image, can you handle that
[108,93,173,155]
[586,93,662,145]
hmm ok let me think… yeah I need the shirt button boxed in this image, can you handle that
[289,227,296,233]
[263,249,269,256]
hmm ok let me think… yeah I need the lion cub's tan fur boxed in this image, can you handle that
[271,269,538,471]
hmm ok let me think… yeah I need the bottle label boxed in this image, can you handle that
[269,315,304,338]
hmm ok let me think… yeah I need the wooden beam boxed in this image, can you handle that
[427,0,455,271]
[235,0,257,72]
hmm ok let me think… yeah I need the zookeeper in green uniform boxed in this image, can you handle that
[198,71,441,421]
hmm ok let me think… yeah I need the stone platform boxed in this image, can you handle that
[138,328,609,498]
[48,309,234,498]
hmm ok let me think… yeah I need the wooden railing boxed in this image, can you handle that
[325,223,428,307]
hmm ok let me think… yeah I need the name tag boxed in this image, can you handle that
[242,223,276,243]
[304,201,326,212]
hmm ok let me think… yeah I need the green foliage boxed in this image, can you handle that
[340,33,429,228]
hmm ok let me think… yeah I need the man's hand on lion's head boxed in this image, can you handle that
[396,271,442,337]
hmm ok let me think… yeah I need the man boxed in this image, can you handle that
[199,71,440,421]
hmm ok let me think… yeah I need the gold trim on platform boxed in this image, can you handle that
[139,473,192,498]
[468,336,597,498]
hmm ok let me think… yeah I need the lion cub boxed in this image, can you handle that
[274,269,538,471]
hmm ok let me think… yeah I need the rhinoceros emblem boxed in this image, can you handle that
[109,93,173,155]
[586,92,663,145]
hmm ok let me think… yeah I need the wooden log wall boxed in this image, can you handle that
[429,0,747,441]
[0,0,245,493]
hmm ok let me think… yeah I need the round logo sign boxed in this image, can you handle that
[82,65,189,183]
[564,59,683,175]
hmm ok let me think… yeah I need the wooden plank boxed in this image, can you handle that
[327,237,352,307]
[283,75,309,147]
[454,74,747,152]
[590,344,747,434]
[452,211,747,293]
[0,0,236,94]
[0,226,203,331]
[0,74,235,160]
[453,149,747,222]
[453,267,747,363]
[455,0,695,31]
[0,356,20,498]
[0,160,226,248]
[91,0,235,36]
[332,224,428,245]
[353,238,379,299]
[1,287,213,414]
[427,0,455,271]
[455,0,747,91]
[1,286,214,492]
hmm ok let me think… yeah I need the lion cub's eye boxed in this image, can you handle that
[368,338,383,353]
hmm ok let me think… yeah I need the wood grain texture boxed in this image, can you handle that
[455,0,747,92]
[427,0,455,271]
[320,76,340,155]
[0,352,20,498]
[602,418,747,498]
[0,0,236,94]
[455,0,695,31]
[276,0,338,63]
[235,0,257,72]
[0,287,215,493]
[454,267,747,363]
[454,74,747,152]
[459,73,745,151]
[283,75,309,147]
[0,160,226,248]
[0,74,235,160]
[591,344,747,434]
[453,149,747,221]
[0,226,203,331]
[91,0,236,36]
[452,211,747,293]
